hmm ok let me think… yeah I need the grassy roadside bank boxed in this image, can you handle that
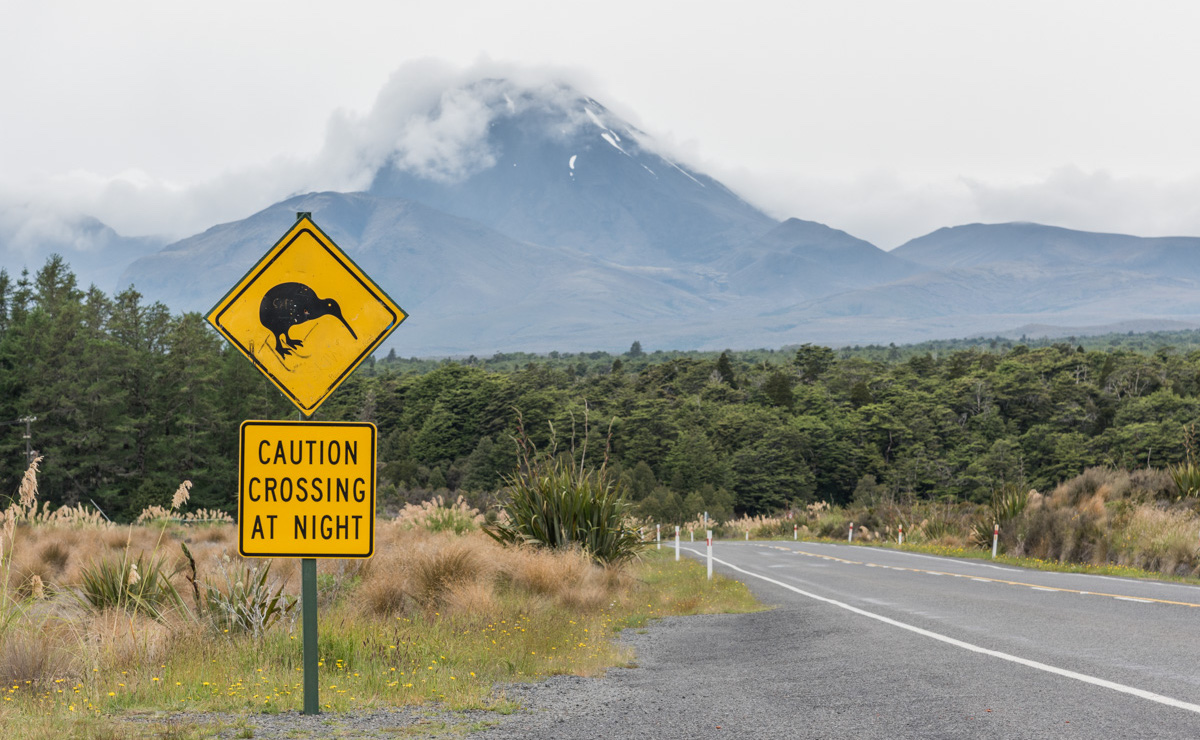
[685,466,1200,585]
[718,533,1200,586]
[0,529,761,740]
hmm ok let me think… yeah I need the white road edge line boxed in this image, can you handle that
[686,548,1200,716]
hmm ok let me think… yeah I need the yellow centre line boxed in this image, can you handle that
[764,545,1200,608]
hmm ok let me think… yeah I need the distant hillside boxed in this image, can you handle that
[718,218,919,301]
[894,222,1200,277]
[0,209,164,293]
[119,191,715,355]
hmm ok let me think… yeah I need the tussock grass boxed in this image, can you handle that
[0,456,759,734]
[1005,467,1200,576]
[0,504,760,736]
[0,621,74,686]
[709,465,1199,582]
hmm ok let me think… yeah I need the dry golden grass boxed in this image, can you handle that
[80,608,176,673]
[0,519,763,733]
[0,456,761,735]
[1003,467,1200,576]
[1112,505,1199,575]
[0,616,76,686]
[353,524,629,621]
[357,530,494,616]
[443,578,500,617]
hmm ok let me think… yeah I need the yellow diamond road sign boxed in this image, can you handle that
[239,420,376,558]
[206,215,406,414]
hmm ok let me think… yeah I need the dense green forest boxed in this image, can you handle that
[3,256,1200,522]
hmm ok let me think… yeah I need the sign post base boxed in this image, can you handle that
[302,557,319,715]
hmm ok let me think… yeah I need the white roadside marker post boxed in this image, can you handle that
[706,530,713,580]
[992,522,999,559]
[794,523,798,540]
[675,526,680,561]
[656,524,661,550]
[848,522,854,543]
[690,528,694,542]
[745,530,749,541]
[898,523,904,546]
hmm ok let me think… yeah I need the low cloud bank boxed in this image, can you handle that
[718,165,1200,250]
[1,59,604,247]
[5,59,1200,263]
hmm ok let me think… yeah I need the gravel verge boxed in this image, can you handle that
[113,610,763,739]
[470,610,793,740]
[117,704,501,738]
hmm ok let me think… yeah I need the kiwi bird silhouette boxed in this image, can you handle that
[259,282,357,358]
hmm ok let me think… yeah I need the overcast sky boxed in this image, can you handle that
[4,0,1200,249]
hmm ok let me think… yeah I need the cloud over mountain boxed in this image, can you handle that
[2,61,614,245]
[12,65,1200,355]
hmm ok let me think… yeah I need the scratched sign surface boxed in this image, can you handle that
[206,216,406,414]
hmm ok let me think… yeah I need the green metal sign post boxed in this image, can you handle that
[301,409,318,716]
[301,557,319,714]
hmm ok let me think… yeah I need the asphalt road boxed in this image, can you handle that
[478,540,1200,739]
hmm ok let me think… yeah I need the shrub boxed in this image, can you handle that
[409,537,487,608]
[814,509,849,539]
[396,495,484,534]
[77,549,184,621]
[485,456,643,564]
[971,482,1031,547]
[1002,467,1200,575]
[179,542,295,636]
[201,560,296,636]
[1168,461,1200,500]
[1168,424,1200,500]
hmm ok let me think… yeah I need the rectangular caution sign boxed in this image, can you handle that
[238,420,376,558]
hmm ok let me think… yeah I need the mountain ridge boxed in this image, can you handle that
[10,77,1200,353]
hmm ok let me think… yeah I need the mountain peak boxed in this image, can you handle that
[367,77,776,265]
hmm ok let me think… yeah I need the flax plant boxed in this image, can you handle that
[484,410,643,564]
[198,558,296,637]
[1167,424,1200,500]
[75,547,185,622]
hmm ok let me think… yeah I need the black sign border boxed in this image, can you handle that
[238,419,377,559]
